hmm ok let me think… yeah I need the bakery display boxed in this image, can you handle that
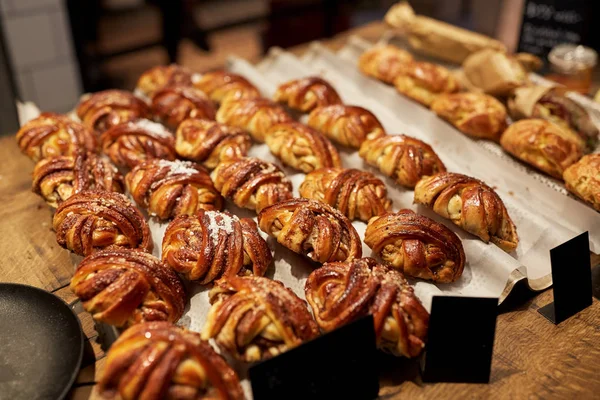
[98,321,244,400]
[151,85,216,129]
[70,249,185,328]
[136,64,195,98]
[273,76,342,112]
[265,121,341,173]
[414,172,519,252]
[202,275,319,362]
[364,210,465,282]
[358,44,414,84]
[258,198,362,263]
[461,49,528,97]
[359,134,446,188]
[162,209,272,282]
[53,190,152,256]
[299,167,392,222]
[563,154,600,211]
[16,112,97,162]
[211,157,293,212]
[126,159,223,220]
[305,257,429,357]
[307,105,386,148]
[393,61,459,107]
[175,118,251,169]
[194,70,260,105]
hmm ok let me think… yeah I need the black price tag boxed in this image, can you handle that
[249,315,379,400]
[421,296,498,384]
[538,232,592,324]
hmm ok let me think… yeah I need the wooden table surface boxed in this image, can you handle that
[1,21,599,400]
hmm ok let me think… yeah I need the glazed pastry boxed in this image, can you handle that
[126,159,223,220]
[500,119,584,179]
[364,210,465,282]
[307,105,386,148]
[98,321,244,400]
[216,98,291,142]
[202,276,319,362]
[32,151,124,208]
[70,249,185,328]
[53,190,152,256]
[211,157,293,213]
[358,45,414,84]
[273,76,342,112]
[299,168,392,222]
[151,85,216,129]
[393,61,459,107]
[76,89,151,135]
[359,134,446,188]
[258,198,362,263]
[265,121,341,173]
[305,257,429,357]
[16,112,97,162]
[136,64,195,98]
[431,92,508,141]
[194,70,260,105]
[563,154,600,211]
[414,172,519,252]
[175,118,251,169]
[163,210,271,283]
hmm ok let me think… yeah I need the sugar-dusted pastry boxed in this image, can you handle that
[163,210,272,283]
[32,151,124,208]
[194,70,260,105]
[500,119,584,179]
[70,249,185,328]
[365,210,465,282]
[265,121,341,173]
[202,275,319,362]
[563,154,600,211]
[300,168,391,222]
[100,118,176,169]
[307,105,386,148]
[216,97,291,142]
[151,85,216,129]
[76,89,151,135]
[305,257,429,357]
[211,157,293,213]
[126,159,223,220]
[16,112,97,162]
[258,198,362,263]
[175,118,251,169]
[53,190,152,256]
[136,64,195,98]
[414,172,519,252]
[393,61,459,106]
[431,92,508,141]
[359,134,446,188]
[274,76,342,112]
[358,44,414,84]
[98,321,244,400]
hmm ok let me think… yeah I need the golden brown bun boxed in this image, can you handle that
[136,64,194,98]
[194,70,260,105]
[151,85,216,129]
[274,76,342,112]
[358,45,414,84]
[393,61,459,107]
[216,98,291,142]
[563,154,600,211]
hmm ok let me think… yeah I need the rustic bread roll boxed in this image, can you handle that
[274,76,342,112]
[194,70,260,105]
[151,85,216,129]
[393,61,459,107]
[563,154,600,211]
[462,49,528,96]
[358,44,414,84]
[136,64,195,98]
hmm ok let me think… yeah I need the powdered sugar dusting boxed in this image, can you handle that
[131,118,173,139]
[157,159,199,177]
[204,211,238,247]
[191,73,202,84]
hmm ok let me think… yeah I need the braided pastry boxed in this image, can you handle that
[358,45,414,84]
[175,118,251,169]
[100,118,176,169]
[364,210,465,282]
[274,76,342,112]
[299,168,391,222]
[151,85,216,129]
[202,276,319,362]
[307,105,386,148]
[414,172,519,252]
[136,64,195,98]
[258,198,362,263]
[359,134,446,188]
[393,61,459,107]
[563,154,600,211]
[126,159,223,220]
[194,70,260,105]
[16,112,97,162]
[211,157,293,213]
[53,190,152,256]
[266,121,341,173]
[215,98,291,142]
[99,321,244,400]
[305,257,429,357]
[76,90,151,135]
[70,249,185,328]
[32,152,124,208]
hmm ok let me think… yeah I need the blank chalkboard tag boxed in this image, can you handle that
[538,232,592,324]
[421,296,498,384]
[249,315,379,400]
